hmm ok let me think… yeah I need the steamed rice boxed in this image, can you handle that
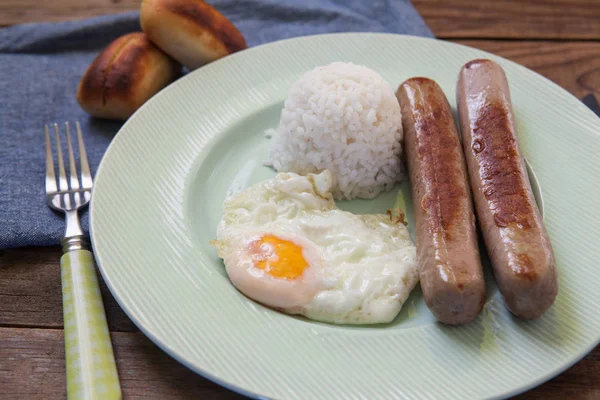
[269,62,404,200]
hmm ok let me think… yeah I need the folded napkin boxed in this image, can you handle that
[0,0,433,249]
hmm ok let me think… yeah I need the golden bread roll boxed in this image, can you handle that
[77,32,180,120]
[140,0,247,70]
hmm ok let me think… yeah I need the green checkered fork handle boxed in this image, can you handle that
[45,122,121,400]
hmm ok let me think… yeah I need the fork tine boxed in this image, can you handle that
[65,122,81,191]
[76,121,93,190]
[45,125,58,194]
[53,123,69,192]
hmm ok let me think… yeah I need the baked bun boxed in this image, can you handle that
[77,32,180,120]
[140,0,247,70]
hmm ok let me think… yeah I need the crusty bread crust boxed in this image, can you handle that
[141,0,247,70]
[77,32,180,120]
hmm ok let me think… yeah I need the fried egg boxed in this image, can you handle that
[213,170,418,324]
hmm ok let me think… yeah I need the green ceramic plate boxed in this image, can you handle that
[91,33,600,399]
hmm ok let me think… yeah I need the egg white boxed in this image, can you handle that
[213,170,419,324]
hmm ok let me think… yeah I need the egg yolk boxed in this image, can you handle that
[249,235,308,280]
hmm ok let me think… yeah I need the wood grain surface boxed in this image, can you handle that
[0,0,141,27]
[457,40,600,98]
[1,244,599,400]
[1,0,600,40]
[0,248,136,332]
[413,0,600,40]
[0,328,245,400]
[1,1,600,399]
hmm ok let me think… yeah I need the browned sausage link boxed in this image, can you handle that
[456,59,558,319]
[397,77,486,325]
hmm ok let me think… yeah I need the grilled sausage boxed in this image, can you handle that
[397,78,486,325]
[456,59,558,319]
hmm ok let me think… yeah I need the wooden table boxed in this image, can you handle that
[1,1,599,398]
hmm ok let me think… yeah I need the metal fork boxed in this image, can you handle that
[45,122,122,400]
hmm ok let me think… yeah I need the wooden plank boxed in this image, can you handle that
[0,327,244,399]
[412,0,600,40]
[1,0,600,40]
[0,327,597,399]
[0,247,137,332]
[0,0,140,27]
[2,246,599,398]
[455,40,600,99]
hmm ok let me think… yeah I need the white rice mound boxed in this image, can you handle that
[269,62,404,200]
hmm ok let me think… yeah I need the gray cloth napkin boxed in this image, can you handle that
[0,0,433,249]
